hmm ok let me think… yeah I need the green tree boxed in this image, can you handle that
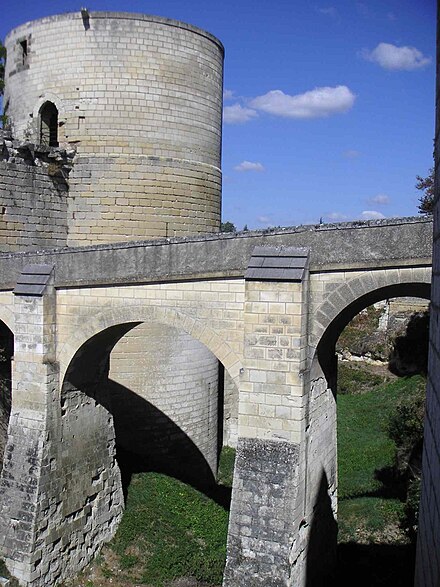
[220,221,236,233]
[416,168,435,214]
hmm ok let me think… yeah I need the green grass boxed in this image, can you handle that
[338,362,385,395]
[109,472,230,586]
[217,446,236,487]
[337,374,425,543]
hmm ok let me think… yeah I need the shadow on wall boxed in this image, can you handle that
[306,469,337,586]
[0,321,13,472]
[62,322,231,509]
[107,379,231,508]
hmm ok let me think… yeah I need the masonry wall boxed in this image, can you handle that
[0,135,72,251]
[4,11,224,244]
[414,9,440,584]
[109,322,219,483]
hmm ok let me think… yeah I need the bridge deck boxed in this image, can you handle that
[0,216,432,290]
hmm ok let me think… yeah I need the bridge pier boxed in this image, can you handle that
[223,247,333,586]
[0,266,124,586]
[0,266,61,584]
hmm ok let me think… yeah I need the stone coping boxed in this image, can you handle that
[0,217,432,290]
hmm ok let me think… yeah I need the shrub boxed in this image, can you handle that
[386,377,426,539]
[387,379,425,475]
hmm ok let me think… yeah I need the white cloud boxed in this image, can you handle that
[387,12,397,21]
[343,149,360,159]
[368,194,390,205]
[223,103,258,124]
[234,161,265,172]
[360,210,386,220]
[223,89,235,100]
[249,86,355,119]
[362,42,431,71]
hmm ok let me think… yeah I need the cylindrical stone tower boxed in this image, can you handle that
[3,12,226,483]
[4,11,223,243]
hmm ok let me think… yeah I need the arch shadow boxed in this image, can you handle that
[0,320,13,473]
[62,321,232,508]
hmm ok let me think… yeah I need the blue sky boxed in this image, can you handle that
[0,0,436,229]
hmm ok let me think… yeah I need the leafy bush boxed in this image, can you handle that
[387,379,425,475]
[386,377,426,539]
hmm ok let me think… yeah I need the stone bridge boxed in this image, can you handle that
[0,216,432,586]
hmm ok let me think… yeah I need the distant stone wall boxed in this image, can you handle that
[0,132,73,251]
[414,15,440,586]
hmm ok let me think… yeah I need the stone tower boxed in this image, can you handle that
[4,11,224,243]
[1,16,228,585]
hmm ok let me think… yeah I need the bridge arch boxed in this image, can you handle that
[303,267,431,569]
[311,267,431,370]
[56,302,241,574]
[0,305,15,336]
[58,304,242,386]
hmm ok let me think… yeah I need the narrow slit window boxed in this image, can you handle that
[19,40,28,66]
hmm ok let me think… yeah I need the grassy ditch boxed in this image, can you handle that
[338,371,425,541]
[0,367,425,587]
[63,448,235,587]
[336,365,425,586]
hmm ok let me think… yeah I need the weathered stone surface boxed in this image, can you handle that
[223,438,299,587]
[414,15,440,585]
[0,216,432,290]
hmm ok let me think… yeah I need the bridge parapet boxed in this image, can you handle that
[0,216,432,291]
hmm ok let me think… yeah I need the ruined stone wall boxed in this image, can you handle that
[0,132,73,251]
[4,11,223,244]
[414,10,440,585]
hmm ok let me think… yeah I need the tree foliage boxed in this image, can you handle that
[416,167,435,214]
[220,221,236,233]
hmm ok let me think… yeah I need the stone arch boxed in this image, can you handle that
[32,92,63,121]
[310,267,431,362]
[32,93,63,146]
[0,305,15,336]
[39,101,59,147]
[58,304,242,387]
[302,268,431,571]
[55,303,238,567]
